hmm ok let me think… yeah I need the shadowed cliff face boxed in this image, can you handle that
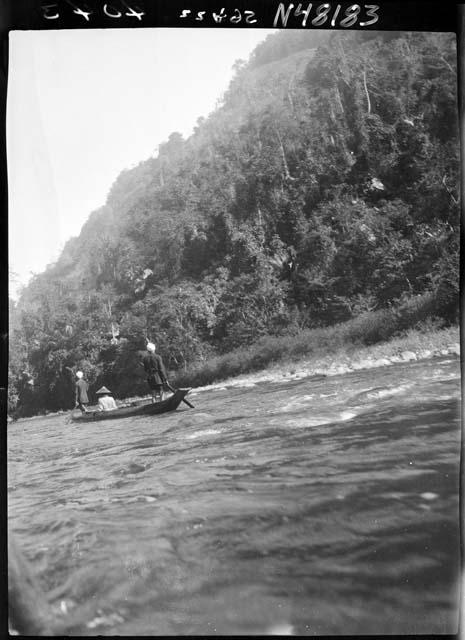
[8,356,460,635]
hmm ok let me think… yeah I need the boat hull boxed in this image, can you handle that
[71,389,190,422]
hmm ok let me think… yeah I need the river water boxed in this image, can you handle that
[8,355,461,636]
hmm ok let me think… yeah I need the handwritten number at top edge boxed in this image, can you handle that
[65,0,91,21]
[244,11,257,24]
[230,8,241,23]
[122,3,145,20]
[41,1,145,21]
[40,2,375,26]
[331,4,341,27]
[103,4,122,18]
[42,3,60,19]
[359,4,379,27]
[273,3,380,28]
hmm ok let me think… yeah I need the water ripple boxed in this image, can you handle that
[8,357,460,635]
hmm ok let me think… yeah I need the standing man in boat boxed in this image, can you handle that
[75,371,89,413]
[141,342,168,403]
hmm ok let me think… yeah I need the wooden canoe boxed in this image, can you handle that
[71,388,191,423]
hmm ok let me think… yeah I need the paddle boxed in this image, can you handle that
[66,402,78,424]
[67,401,90,422]
[166,382,194,409]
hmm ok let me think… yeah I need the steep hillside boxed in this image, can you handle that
[10,30,459,415]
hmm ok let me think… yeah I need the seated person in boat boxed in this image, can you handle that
[96,386,118,411]
[75,371,89,412]
[141,342,168,403]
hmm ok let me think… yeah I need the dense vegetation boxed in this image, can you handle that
[9,30,459,416]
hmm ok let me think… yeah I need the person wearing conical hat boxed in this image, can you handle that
[96,386,118,412]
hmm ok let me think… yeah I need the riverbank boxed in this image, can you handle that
[9,326,460,422]
[189,326,460,393]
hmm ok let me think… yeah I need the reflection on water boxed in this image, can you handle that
[8,357,461,635]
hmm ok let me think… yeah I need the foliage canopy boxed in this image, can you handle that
[9,31,459,415]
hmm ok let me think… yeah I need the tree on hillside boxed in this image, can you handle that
[10,30,459,415]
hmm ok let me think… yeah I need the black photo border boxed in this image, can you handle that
[1,2,463,638]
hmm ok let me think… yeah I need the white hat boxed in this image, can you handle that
[76,371,83,379]
[146,343,156,352]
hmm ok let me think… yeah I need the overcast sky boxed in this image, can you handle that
[7,27,276,298]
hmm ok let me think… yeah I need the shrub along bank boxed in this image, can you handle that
[173,293,458,389]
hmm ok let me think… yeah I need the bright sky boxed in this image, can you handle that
[7,27,275,298]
